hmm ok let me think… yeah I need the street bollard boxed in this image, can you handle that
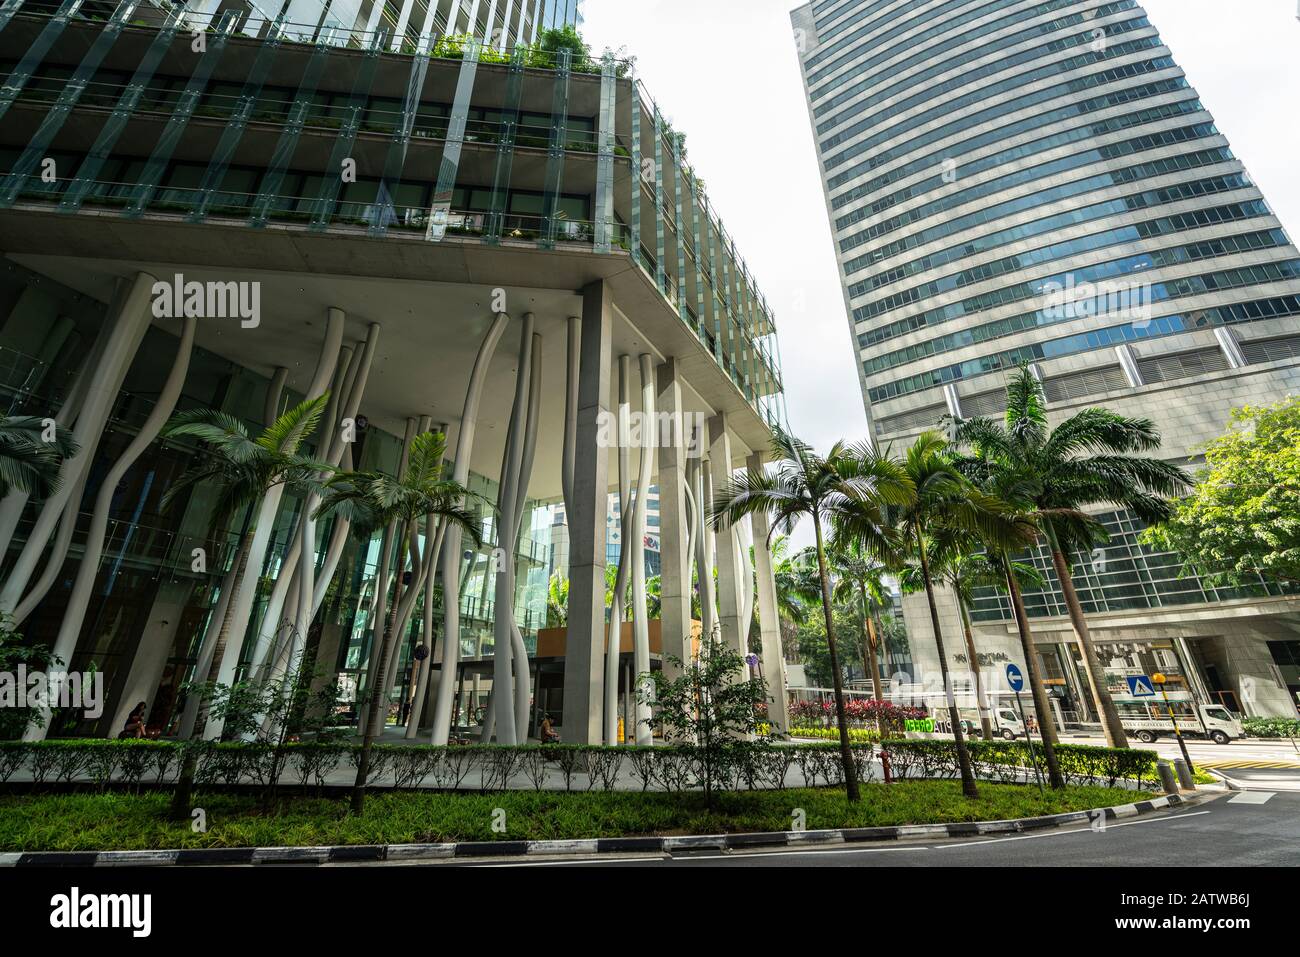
[1158,761,1180,794]
[1173,758,1196,791]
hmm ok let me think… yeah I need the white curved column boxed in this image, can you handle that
[27,314,197,737]
[430,311,510,745]
[603,355,633,745]
[0,271,157,615]
[630,354,655,745]
[206,307,344,738]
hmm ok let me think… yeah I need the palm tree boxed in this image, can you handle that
[951,366,1190,747]
[316,430,483,813]
[0,415,78,499]
[710,427,913,802]
[828,542,891,706]
[165,395,333,817]
[870,431,1035,798]
[945,449,1069,789]
[770,534,811,628]
[546,572,569,627]
[901,536,1043,742]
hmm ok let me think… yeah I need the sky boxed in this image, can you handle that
[578,0,1300,456]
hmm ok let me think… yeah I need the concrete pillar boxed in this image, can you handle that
[561,280,613,744]
[655,358,692,682]
[709,413,745,662]
[748,451,790,734]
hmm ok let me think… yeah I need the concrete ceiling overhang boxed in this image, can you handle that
[2,206,774,499]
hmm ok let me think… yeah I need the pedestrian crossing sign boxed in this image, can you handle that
[1127,675,1156,697]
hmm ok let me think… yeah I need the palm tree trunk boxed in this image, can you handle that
[863,611,884,703]
[954,591,994,741]
[813,517,860,802]
[1002,556,1064,789]
[169,530,253,819]
[352,526,409,814]
[916,530,978,798]
[1046,538,1128,747]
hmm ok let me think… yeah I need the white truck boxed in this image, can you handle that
[1116,696,1244,745]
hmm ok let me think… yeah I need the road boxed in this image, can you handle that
[448,790,1300,868]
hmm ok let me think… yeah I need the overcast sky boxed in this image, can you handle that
[579,0,1300,455]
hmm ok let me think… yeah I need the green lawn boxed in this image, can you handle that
[0,782,1139,851]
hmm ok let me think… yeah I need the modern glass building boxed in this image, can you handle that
[794,0,1300,723]
[0,0,790,745]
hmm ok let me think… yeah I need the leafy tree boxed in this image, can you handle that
[1143,398,1300,586]
[640,635,772,808]
[828,542,891,706]
[952,366,1189,747]
[0,614,62,739]
[165,395,334,816]
[0,415,78,499]
[316,430,484,813]
[711,427,913,802]
[546,572,569,628]
[868,431,1035,798]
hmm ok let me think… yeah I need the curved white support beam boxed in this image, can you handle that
[631,354,655,745]
[30,313,197,736]
[206,307,345,739]
[509,331,543,738]
[0,271,157,616]
[603,356,634,745]
[489,315,533,745]
[431,312,510,745]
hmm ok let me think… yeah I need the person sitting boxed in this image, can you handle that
[119,701,147,739]
[540,714,561,744]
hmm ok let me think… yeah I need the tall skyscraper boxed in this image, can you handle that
[794,0,1300,723]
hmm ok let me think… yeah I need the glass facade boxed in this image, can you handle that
[793,0,1300,433]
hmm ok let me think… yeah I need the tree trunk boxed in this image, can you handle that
[916,530,978,798]
[169,529,253,818]
[863,608,883,703]
[813,517,860,802]
[352,525,408,814]
[954,590,994,741]
[1047,540,1128,747]
[1002,556,1065,789]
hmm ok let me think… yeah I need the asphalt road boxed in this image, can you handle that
[447,790,1298,868]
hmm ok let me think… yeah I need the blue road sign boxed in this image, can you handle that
[1006,663,1024,692]
[1127,674,1156,697]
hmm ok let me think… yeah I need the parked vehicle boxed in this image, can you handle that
[1116,696,1244,744]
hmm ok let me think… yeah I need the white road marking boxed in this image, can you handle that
[1228,791,1275,804]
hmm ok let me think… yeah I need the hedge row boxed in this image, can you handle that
[0,737,1160,793]
[1242,716,1300,739]
[881,739,1160,790]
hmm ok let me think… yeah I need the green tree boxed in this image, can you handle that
[641,635,771,809]
[710,427,912,802]
[0,415,78,498]
[1143,398,1300,586]
[870,431,1035,798]
[164,395,334,817]
[828,542,891,706]
[952,367,1190,747]
[316,431,484,813]
[546,572,569,627]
